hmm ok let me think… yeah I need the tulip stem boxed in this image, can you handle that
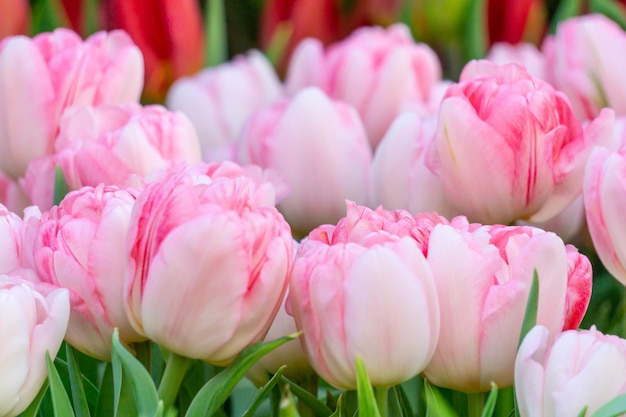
[158,351,191,412]
[375,386,389,417]
[297,374,318,417]
[467,391,485,417]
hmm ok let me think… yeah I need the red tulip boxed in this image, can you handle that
[0,0,29,40]
[103,0,204,102]
[487,0,546,45]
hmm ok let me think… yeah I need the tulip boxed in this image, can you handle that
[23,185,144,360]
[289,202,440,390]
[0,173,29,219]
[0,0,29,41]
[487,0,547,46]
[0,28,144,180]
[543,14,626,120]
[428,60,614,225]
[583,145,626,285]
[370,112,458,218]
[422,221,592,391]
[54,103,202,189]
[0,273,69,417]
[0,204,24,275]
[285,23,442,148]
[125,162,294,365]
[236,87,372,235]
[247,290,313,386]
[486,42,547,80]
[515,325,626,416]
[103,0,204,102]
[166,51,282,161]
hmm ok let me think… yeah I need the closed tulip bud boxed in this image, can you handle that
[543,14,626,120]
[583,145,626,285]
[371,112,458,218]
[0,203,24,274]
[237,87,372,235]
[285,23,442,148]
[0,29,143,180]
[23,185,144,359]
[0,273,69,417]
[423,221,592,391]
[166,51,282,161]
[125,162,294,365]
[515,325,626,416]
[104,0,204,102]
[428,60,614,225]
[289,202,440,389]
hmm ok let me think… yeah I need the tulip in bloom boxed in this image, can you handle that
[428,60,613,225]
[0,203,25,274]
[0,273,69,417]
[104,0,204,102]
[515,325,626,416]
[583,145,626,285]
[543,14,626,120]
[289,202,440,389]
[237,87,372,235]
[166,51,282,161]
[0,28,143,180]
[486,42,547,80]
[285,23,442,148]
[125,162,294,365]
[370,112,458,218]
[423,221,592,391]
[23,185,144,360]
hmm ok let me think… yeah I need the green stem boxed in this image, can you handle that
[157,352,192,412]
[297,374,318,417]
[468,391,485,417]
[133,340,152,372]
[374,386,389,417]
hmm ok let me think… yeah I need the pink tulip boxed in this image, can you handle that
[515,325,626,416]
[0,29,143,180]
[0,171,29,214]
[247,290,313,385]
[428,60,614,225]
[285,23,442,148]
[370,112,458,218]
[23,185,144,360]
[583,145,626,285]
[237,87,372,235]
[543,14,626,120]
[125,162,294,365]
[54,103,202,189]
[166,51,282,161]
[423,221,592,391]
[486,42,547,80]
[0,203,24,274]
[289,202,440,389]
[0,273,69,417]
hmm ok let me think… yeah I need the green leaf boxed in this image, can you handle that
[53,166,69,206]
[590,393,626,417]
[578,405,588,417]
[18,380,49,417]
[590,0,626,30]
[355,357,381,417]
[94,364,115,417]
[463,0,487,61]
[242,366,287,417]
[279,385,302,417]
[65,344,91,417]
[281,376,332,417]
[46,352,76,417]
[481,383,499,417]
[30,0,70,35]
[264,22,293,68]
[328,394,343,417]
[204,0,228,67]
[550,0,584,33]
[111,329,161,417]
[424,380,458,417]
[185,334,298,417]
